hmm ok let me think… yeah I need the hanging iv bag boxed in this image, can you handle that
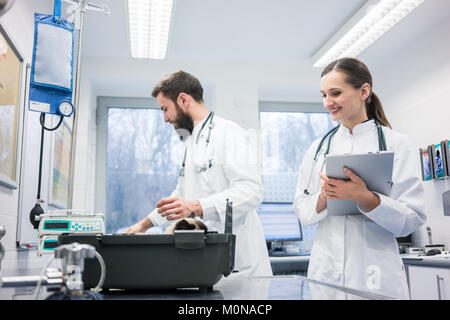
[29,3,74,117]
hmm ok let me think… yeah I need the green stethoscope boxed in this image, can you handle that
[303,119,387,195]
[178,112,215,178]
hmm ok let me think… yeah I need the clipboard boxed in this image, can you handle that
[325,152,394,215]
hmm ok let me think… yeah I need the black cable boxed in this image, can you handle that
[30,113,66,228]
[40,112,64,131]
[36,113,64,199]
[36,114,46,200]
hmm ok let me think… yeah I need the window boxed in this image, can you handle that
[259,107,336,247]
[102,106,183,233]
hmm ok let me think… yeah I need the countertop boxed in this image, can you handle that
[400,251,450,268]
[269,251,450,269]
[0,248,394,300]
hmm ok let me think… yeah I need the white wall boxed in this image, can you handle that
[363,15,450,248]
[0,0,53,249]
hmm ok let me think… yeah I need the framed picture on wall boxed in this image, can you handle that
[48,116,73,209]
[442,140,450,177]
[430,143,445,179]
[419,147,433,181]
[0,24,24,189]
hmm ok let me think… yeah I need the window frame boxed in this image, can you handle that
[258,101,328,247]
[259,100,325,114]
[95,96,160,214]
[258,100,329,202]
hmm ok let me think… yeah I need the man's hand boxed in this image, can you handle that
[157,197,203,221]
[124,217,153,234]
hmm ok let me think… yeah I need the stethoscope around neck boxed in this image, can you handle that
[303,119,387,195]
[178,112,215,178]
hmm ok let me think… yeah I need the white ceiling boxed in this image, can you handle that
[81,0,368,62]
[76,0,450,103]
[81,0,450,64]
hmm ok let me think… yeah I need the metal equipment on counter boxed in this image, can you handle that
[1,242,105,300]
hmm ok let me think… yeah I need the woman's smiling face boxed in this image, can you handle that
[320,70,370,126]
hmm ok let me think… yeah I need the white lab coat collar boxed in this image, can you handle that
[337,119,375,136]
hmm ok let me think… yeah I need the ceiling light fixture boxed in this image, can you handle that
[128,0,174,60]
[312,0,425,68]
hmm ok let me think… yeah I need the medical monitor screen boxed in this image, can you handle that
[257,203,302,242]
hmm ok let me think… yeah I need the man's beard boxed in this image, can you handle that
[173,102,194,139]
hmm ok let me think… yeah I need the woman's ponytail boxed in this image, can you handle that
[366,91,391,128]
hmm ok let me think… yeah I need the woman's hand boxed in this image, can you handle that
[319,167,381,212]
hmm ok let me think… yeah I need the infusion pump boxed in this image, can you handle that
[37,210,104,256]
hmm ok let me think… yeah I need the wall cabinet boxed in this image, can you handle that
[408,265,450,300]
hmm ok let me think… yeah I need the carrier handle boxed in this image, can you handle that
[225,199,233,234]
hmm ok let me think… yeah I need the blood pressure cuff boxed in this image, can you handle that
[29,13,74,114]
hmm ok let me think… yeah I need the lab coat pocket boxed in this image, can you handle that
[196,158,217,193]
[362,221,409,298]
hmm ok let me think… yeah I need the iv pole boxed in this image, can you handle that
[63,0,110,210]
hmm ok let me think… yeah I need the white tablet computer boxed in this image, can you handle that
[325,152,394,216]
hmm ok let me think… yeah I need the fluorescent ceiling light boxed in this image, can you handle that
[312,0,425,68]
[128,0,173,60]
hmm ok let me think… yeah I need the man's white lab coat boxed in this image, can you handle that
[294,120,426,299]
[149,114,272,277]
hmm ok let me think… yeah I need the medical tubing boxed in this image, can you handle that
[39,112,64,131]
[36,113,64,200]
[34,255,56,300]
[33,251,105,299]
[92,250,106,292]
[53,0,62,22]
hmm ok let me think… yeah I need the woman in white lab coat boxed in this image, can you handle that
[293,58,426,299]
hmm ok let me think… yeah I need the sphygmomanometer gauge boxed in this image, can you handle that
[58,100,74,117]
